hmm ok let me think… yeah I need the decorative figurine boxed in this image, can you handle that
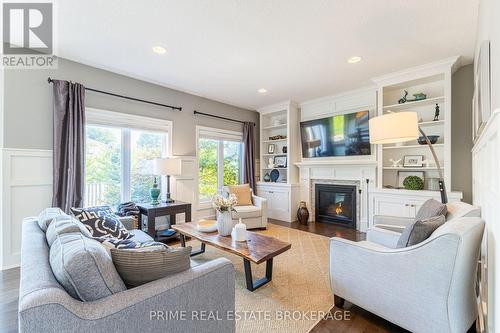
[268,157,274,168]
[282,146,287,153]
[389,158,402,168]
[398,90,408,104]
[433,104,440,121]
[263,173,271,182]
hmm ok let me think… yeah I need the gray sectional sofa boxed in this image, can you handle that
[18,215,236,333]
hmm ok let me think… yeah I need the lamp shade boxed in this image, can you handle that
[153,158,182,176]
[369,112,419,144]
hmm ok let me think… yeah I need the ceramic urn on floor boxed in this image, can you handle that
[297,201,309,225]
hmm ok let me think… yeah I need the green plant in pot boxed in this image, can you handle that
[403,176,424,190]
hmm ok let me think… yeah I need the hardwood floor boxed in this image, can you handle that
[0,268,19,333]
[0,220,475,333]
[269,219,411,333]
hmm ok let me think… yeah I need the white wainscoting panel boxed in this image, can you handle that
[170,156,196,223]
[472,109,500,333]
[1,149,52,269]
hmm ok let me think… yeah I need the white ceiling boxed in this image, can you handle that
[57,0,479,110]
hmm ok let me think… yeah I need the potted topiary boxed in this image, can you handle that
[403,176,424,190]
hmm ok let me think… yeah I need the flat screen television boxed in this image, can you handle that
[300,111,371,158]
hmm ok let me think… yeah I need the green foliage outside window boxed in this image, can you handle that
[198,138,241,200]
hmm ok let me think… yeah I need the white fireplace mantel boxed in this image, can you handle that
[296,160,377,231]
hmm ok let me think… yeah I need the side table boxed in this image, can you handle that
[136,201,192,242]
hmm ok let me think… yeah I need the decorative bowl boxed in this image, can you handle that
[417,135,439,145]
[197,219,217,232]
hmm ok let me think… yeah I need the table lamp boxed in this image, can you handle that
[369,112,447,203]
[153,158,182,203]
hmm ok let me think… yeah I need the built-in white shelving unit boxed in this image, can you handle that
[255,101,300,222]
[257,101,300,184]
[372,57,462,192]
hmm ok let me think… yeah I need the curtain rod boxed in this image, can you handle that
[47,77,182,111]
[193,110,255,125]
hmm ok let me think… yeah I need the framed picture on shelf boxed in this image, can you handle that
[403,155,424,167]
[273,156,287,168]
[397,171,424,188]
[267,144,275,154]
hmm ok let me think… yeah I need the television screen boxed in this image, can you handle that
[300,111,371,158]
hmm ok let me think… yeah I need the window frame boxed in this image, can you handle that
[85,108,172,204]
[196,126,243,209]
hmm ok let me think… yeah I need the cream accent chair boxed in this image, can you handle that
[330,202,484,333]
[221,186,268,229]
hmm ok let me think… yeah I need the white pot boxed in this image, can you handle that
[217,211,234,236]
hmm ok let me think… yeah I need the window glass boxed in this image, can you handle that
[198,138,219,200]
[223,140,241,186]
[85,125,122,206]
[130,130,166,203]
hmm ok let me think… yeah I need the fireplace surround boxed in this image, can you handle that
[315,184,357,228]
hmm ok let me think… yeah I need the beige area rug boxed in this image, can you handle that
[187,223,333,333]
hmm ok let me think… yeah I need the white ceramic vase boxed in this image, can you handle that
[217,211,234,236]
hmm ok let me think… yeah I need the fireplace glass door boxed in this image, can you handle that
[315,184,356,228]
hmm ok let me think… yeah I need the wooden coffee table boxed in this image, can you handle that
[172,221,291,291]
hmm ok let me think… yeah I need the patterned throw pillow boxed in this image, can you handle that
[71,206,131,240]
[94,236,165,250]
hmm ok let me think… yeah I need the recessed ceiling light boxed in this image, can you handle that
[347,56,362,64]
[257,88,267,94]
[152,46,167,54]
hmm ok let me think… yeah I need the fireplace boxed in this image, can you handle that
[315,184,357,229]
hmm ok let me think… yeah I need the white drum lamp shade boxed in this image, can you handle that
[153,158,182,176]
[369,112,419,144]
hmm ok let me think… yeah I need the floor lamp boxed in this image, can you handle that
[369,112,447,203]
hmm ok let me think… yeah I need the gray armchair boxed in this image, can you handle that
[330,216,484,333]
[367,201,481,249]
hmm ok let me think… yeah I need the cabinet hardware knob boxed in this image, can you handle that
[405,204,409,206]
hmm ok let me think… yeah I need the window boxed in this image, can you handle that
[85,109,171,206]
[197,127,243,203]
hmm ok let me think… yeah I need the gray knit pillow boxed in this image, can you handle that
[397,215,446,248]
[111,246,192,287]
[414,199,447,221]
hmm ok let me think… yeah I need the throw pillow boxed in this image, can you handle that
[228,184,253,206]
[71,206,131,240]
[49,232,127,301]
[397,215,446,248]
[414,199,448,221]
[111,246,192,287]
[46,215,92,247]
[37,207,65,232]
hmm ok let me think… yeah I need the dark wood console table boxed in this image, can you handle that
[136,201,191,242]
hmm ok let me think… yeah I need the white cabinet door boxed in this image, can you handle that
[257,186,290,221]
[373,196,412,217]
[268,189,290,221]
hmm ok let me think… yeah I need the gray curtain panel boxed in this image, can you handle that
[242,122,255,190]
[51,80,86,213]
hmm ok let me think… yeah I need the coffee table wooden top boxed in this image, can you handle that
[172,222,291,264]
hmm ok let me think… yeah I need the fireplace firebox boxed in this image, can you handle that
[315,184,356,229]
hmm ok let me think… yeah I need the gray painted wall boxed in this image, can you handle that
[451,64,473,203]
[3,58,259,156]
